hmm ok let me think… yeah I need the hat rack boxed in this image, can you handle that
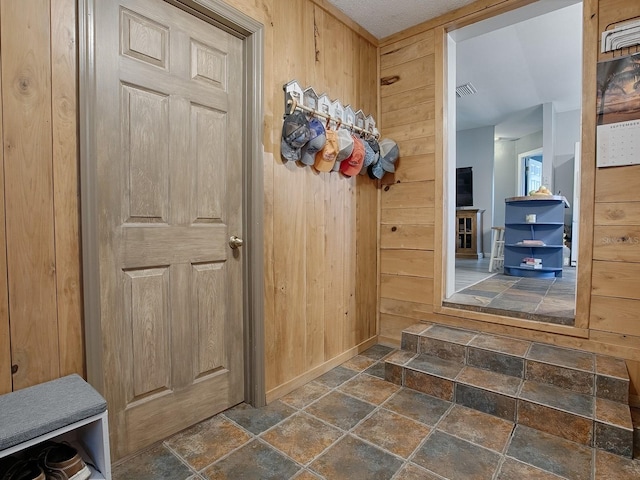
[283,80,379,139]
[286,99,379,139]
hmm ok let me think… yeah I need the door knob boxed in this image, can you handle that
[229,235,244,249]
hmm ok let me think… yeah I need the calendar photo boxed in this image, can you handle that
[596,52,640,167]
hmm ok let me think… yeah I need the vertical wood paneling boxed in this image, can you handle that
[378,28,437,340]
[1,0,60,390]
[51,0,83,379]
[264,0,378,396]
[270,0,307,388]
[0,35,11,395]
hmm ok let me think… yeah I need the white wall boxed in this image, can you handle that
[493,139,517,229]
[457,126,495,255]
[553,109,581,224]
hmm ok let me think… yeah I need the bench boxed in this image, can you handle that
[0,374,111,479]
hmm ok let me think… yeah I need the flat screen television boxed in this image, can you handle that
[456,167,473,207]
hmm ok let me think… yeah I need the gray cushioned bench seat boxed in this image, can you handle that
[0,374,107,451]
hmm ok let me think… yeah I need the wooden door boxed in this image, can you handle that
[93,0,244,458]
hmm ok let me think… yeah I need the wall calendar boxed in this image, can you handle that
[596,52,640,168]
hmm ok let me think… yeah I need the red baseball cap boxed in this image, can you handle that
[340,135,365,177]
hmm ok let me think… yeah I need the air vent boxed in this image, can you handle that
[456,82,477,98]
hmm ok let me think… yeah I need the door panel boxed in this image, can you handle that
[94,0,244,459]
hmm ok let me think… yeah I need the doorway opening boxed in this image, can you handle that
[519,149,543,196]
[443,0,582,326]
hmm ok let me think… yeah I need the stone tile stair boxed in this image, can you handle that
[384,323,634,458]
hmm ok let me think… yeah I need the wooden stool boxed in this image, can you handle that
[489,227,505,272]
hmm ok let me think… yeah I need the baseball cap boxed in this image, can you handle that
[314,129,339,172]
[300,118,326,165]
[359,137,377,175]
[281,111,311,162]
[333,129,354,171]
[379,138,399,173]
[340,135,365,177]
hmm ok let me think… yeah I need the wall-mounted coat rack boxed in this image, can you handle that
[283,80,379,138]
[602,16,640,55]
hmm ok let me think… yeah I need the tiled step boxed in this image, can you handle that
[400,323,630,401]
[386,322,634,458]
[632,407,640,458]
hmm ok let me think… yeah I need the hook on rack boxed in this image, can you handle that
[285,99,379,139]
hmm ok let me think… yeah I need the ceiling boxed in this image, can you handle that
[324,0,477,40]
[325,0,583,139]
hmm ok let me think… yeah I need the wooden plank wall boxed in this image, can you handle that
[261,0,379,401]
[378,31,437,343]
[0,0,82,394]
[377,0,640,402]
[0,0,377,401]
[590,0,640,401]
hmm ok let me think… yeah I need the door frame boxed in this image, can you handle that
[78,0,266,407]
[517,148,543,196]
[435,0,593,335]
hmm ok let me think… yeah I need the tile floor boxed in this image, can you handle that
[446,265,577,326]
[113,345,640,480]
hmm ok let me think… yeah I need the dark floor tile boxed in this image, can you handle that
[469,332,531,359]
[394,463,442,480]
[407,353,464,379]
[459,288,500,298]
[422,325,477,345]
[596,397,633,428]
[403,323,432,335]
[314,366,359,388]
[201,440,300,480]
[260,412,342,464]
[338,373,400,405]
[445,294,492,307]
[596,374,630,403]
[305,391,375,430]
[488,298,538,312]
[385,350,416,366]
[496,458,564,479]
[112,444,194,480]
[456,366,522,396]
[341,354,377,372]
[360,344,393,360]
[467,347,524,378]
[401,325,429,352]
[222,401,295,435]
[383,388,451,426]
[519,380,594,418]
[164,416,252,471]
[595,449,640,480]
[384,362,403,386]
[526,360,594,395]
[455,383,516,421]
[510,284,550,294]
[527,343,594,372]
[437,405,515,452]
[353,408,430,458]
[280,382,331,410]
[595,420,634,458]
[517,400,594,446]
[292,471,322,480]
[596,355,629,379]
[418,337,466,362]
[507,425,592,480]
[309,435,403,480]
[405,369,454,401]
[363,361,386,379]
[413,430,501,480]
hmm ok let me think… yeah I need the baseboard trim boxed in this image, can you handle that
[265,336,379,403]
